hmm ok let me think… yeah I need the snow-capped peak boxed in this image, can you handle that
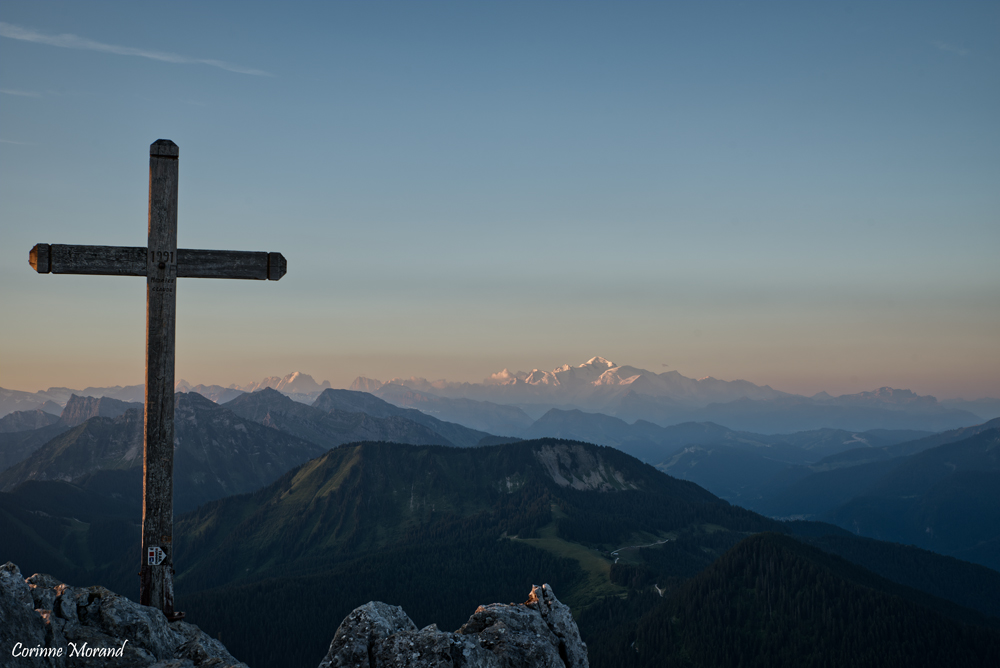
[583,356,616,368]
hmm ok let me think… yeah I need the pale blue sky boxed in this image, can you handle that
[1,1,998,398]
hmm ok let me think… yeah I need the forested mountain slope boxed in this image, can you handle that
[580,533,1000,668]
[5,426,999,668]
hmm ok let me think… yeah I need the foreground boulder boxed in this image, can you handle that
[318,584,588,668]
[0,562,246,667]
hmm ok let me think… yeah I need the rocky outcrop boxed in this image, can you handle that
[0,562,246,668]
[58,395,141,428]
[2,563,588,668]
[533,443,639,492]
[318,584,588,668]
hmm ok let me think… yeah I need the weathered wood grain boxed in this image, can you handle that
[141,139,179,618]
[43,245,147,275]
[27,245,285,280]
[28,244,50,273]
[177,249,268,279]
[27,138,287,620]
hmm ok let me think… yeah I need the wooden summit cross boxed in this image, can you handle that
[28,139,286,620]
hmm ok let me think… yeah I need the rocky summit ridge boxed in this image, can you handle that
[0,562,246,668]
[318,583,587,668]
[1,562,587,668]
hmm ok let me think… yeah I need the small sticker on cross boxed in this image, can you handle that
[147,546,165,566]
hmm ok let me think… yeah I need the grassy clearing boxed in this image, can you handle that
[511,510,626,611]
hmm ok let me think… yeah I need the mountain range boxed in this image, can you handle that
[3,397,1000,667]
[169,438,1000,666]
[0,371,337,418]
[353,357,990,433]
[6,380,998,574]
[175,370,334,405]
[655,418,1000,571]
[223,387,491,449]
[7,358,997,435]
[0,395,140,472]
[0,386,494,509]
[354,356,788,407]
[826,428,1000,567]
[4,362,1000,586]
[0,392,327,514]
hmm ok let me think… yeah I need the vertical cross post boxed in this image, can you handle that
[141,139,180,618]
[27,138,286,620]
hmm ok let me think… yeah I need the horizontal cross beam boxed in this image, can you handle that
[29,244,286,281]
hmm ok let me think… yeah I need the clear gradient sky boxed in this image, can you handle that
[1,2,998,399]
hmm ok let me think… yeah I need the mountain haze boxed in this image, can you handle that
[222,387,489,449]
[311,388,492,447]
[357,356,789,408]
[827,428,1000,569]
[0,392,326,513]
[656,428,937,503]
[372,383,534,435]
[0,409,60,433]
[355,357,984,433]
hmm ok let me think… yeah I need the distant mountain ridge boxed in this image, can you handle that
[0,409,60,433]
[0,395,142,474]
[372,384,534,436]
[352,356,790,408]
[816,417,1000,468]
[222,387,488,449]
[350,356,985,433]
[0,392,327,514]
[176,371,333,405]
[655,426,937,506]
[747,419,1000,520]
[58,394,141,427]
[234,371,332,395]
[0,372,335,419]
[5,358,994,434]
[825,428,1000,568]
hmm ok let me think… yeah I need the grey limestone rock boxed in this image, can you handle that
[0,563,247,668]
[318,601,418,668]
[318,584,588,668]
[371,625,499,668]
[1,562,48,664]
